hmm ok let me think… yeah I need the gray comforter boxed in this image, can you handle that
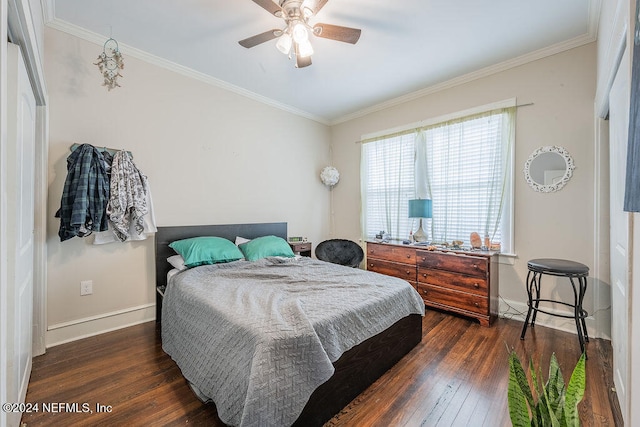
[161,257,425,427]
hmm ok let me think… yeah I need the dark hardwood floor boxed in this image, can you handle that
[22,310,620,426]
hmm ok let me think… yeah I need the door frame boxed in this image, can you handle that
[607,46,632,422]
[7,0,48,358]
[1,0,48,420]
[1,5,48,424]
[1,2,10,426]
[593,0,631,423]
[594,0,639,422]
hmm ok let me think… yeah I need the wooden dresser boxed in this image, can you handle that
[366,241,417,289]
[366,241,499,326]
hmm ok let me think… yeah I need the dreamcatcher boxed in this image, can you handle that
[94,38,124,91]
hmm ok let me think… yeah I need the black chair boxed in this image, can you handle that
[520,258,590,357]
[315,239,364,268]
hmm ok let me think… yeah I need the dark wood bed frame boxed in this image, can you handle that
[155,222,422,426]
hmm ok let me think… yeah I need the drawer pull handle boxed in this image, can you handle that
[474,283,479,288]
[406,271,412,275]
[474,302,479,307]
[473,264,479,269]
[422,273,427,278]
[369,263,374,267]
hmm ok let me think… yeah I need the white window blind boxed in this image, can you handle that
[361,107,515,252]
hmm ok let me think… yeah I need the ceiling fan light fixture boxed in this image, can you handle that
[297,39,314,58]
[292,22,309,43]
[240,0,362,68]
[276,32,292,54]
[302,6,313,19]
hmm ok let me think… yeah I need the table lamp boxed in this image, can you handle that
[408,199,432,243]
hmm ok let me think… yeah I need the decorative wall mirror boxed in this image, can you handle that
[523,146,575,193]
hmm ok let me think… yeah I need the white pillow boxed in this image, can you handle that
[235,236,251,246]
[167,254,187,270]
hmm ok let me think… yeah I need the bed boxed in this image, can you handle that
[155,222,424,427]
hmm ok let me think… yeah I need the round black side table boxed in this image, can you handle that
[520,258,590,357]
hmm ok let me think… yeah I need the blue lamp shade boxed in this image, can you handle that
[408,199,433,218]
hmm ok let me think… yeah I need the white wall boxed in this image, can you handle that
[330,43,609,338]
[44,27,331,346]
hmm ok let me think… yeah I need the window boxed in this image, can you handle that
[361,104,515,253]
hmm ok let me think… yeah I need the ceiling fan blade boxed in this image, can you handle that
[294,43,312,68]
[313,23,361,44]
[239,29,281,48]
[251,0,284,17]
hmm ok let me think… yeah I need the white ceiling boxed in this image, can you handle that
[47,0,598,124]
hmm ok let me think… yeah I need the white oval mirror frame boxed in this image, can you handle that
[523,146,575,193]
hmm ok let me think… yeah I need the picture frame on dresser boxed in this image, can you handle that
[366,241,499,326]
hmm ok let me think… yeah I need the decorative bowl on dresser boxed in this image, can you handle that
[366,241,499,326]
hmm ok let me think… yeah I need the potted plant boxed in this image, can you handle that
[508,351,586,427]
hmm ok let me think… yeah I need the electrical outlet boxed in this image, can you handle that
[80,280,93,296]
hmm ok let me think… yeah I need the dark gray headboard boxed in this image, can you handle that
[155,222,287,288]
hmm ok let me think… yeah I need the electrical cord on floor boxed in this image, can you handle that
[498,295,528,320]
[588,305,612,317]
[498,295,612,320]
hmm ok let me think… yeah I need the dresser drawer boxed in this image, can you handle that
[417,283,488,316]
[367,243,416,264]
[367,258,417,282]
[416,251,488,278]
[418,268,488,296]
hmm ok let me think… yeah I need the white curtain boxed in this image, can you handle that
[361,132,417,241]
[361,107,515,249]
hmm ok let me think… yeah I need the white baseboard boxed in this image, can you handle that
[499,298,611,340]
[46,303,156,348]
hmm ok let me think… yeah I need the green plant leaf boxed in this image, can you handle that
[539,371,561,427]
[530,359,547,426]
[506,350,586,427]
[546,353,566,421]
[508,352,534,427]
[564,353,586,427]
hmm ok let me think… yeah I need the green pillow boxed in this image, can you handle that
[238,235,295,261]
[169,236,244,267]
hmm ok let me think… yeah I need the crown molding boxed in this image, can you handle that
[45,18,331,126]
[331,32,597,125]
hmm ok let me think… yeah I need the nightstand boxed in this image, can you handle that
[289,241,312,257]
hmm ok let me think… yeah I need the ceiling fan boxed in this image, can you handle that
[239,0,361,68]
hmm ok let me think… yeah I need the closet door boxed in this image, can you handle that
[609,48,631,421]
[6,42,36,422]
